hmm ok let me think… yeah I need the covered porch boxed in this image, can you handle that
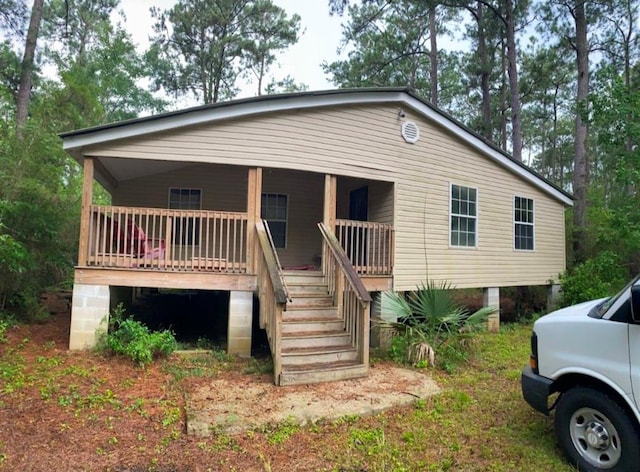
[76,159,394,284]
[72,158,394,385]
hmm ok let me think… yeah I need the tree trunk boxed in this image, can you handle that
[572,0,589,263]
[429,6,438,107]
[504,0,522,161]
[477,2,492,141]
[15,0,44,138]
[500,39,508,151]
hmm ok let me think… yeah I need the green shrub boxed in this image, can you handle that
[0,233,32,313]
[105,304,177,366]
[559,251,628,307]
[379,280,497,371]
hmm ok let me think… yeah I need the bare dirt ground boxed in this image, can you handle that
[186,363,440,436]
[0,298,439,471]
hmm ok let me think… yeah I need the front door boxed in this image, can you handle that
[347,186,368,270]
[349,186,368,221]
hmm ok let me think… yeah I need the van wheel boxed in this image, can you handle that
[554,386,640,472]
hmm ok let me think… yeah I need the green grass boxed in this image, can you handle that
[316,323,573,471]
[0,321,574,470]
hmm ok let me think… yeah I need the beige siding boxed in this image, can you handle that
[369,181,394,224]
[88,104,567,290]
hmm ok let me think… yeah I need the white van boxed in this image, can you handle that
[522,276,640,471]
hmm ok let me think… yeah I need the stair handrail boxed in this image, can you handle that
[263,219,292,302]
[256,219,288,304]
[255,219,288,385]
[318,222,371,370]
[318,222,372,304]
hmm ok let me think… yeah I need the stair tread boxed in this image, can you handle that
[286,304,336,309]
[282,313,342,323]
[286,280,326,285]
[281,360,363,373]
[284,308,339,313]
[282,330,348,338]
[282,345,355,355]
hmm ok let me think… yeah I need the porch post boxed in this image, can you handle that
[547,283,561,312]
[69,283,109,350]
[483,287,500,332]
[323,175,337,231]
[78,157,94,267]
[228,291,253,358]
[246,167,262,273]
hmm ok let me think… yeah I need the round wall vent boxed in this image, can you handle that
[401,121,420,144]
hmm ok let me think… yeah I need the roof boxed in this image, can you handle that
[60,87,573,206]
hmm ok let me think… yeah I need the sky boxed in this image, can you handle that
[117,0,348,98]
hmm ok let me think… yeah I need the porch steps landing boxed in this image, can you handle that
[278,271,367,386]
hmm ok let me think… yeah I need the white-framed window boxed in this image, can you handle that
[450,184,477,247]
[261,193,288,249]
[168,188,202,244]
[168,188,201,210]
[514,196,534,251]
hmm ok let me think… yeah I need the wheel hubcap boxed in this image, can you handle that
[585,420,609,449]
[570,408,621,469]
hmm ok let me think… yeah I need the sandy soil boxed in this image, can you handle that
[186,363,440,436]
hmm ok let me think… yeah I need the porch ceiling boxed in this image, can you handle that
[93,157,194,189]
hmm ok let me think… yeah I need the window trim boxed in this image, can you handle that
[167,187,202,210]
[449,183,478,249]
[261,192,289,249]
[513,195,535,251]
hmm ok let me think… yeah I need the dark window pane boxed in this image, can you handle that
[268,221,286,248]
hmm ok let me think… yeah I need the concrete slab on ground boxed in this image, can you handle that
[186,363,441,436]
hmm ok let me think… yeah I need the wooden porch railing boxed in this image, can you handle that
[318,222,371,366]
[255,219,288,383]
[335,219,394,275]
[86,205,248,273]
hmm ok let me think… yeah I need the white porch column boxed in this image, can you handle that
[69,283,110,350]
[483,287,500,333]
[547,284,561,312]
[228,291,253,357]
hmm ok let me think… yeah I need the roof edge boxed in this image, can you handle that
[61,87,572,206]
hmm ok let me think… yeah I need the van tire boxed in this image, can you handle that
[554,386,640,472]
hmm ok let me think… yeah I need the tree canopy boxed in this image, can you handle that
[0,0,639,316]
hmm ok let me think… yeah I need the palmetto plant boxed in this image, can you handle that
[378,280,497,368]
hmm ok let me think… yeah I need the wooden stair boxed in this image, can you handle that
[278,270,368,386]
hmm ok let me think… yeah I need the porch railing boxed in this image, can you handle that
[85,205,248,273]
[335,219,394,275]
[255,219,288,384]
[318,222,371,367]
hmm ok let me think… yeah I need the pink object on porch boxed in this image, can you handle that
[283,264,317,270]
[123,219,166,260]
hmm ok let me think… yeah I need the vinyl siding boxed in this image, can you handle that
[87,103,566,290]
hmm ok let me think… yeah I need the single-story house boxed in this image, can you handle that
[61,87,571,385]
